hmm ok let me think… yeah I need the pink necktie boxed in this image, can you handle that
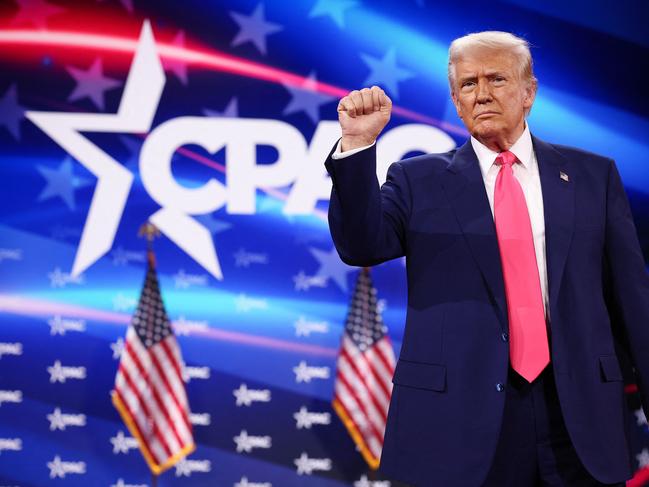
[494,150,549,383]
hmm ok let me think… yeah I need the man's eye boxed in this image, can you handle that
[462,81,475,88]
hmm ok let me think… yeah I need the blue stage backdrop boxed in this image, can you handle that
[1,0,648,486]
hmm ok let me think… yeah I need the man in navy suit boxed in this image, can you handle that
[325,31,649,486]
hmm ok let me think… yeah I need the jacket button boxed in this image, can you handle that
[496,383,505,392]
[501,332,509,342]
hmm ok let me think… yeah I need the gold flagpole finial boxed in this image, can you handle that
[138,222,161,243]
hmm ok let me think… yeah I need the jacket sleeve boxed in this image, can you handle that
[324,140,411,267]
[603,159,649,412]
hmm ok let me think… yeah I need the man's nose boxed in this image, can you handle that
[476,79,492,103]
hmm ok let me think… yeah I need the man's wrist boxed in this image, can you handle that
[341,135,376,152]
[331,139,375,160]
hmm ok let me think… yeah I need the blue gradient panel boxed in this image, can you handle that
[0,0,647,486]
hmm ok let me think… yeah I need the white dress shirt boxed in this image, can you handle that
[332,125,550,317]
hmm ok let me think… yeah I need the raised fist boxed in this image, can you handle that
[337,86,392,151]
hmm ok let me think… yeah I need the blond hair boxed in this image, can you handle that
[448,31,537,93]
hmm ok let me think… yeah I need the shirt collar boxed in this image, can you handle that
[470,123,533,177]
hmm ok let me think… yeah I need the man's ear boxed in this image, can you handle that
[523,80,537,111]
[451,91,462,118]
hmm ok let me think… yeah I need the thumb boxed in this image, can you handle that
[379,91,392,111]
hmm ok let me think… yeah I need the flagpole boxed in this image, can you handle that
[139,221,161,487]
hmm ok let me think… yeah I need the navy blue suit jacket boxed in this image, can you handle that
[325,136,649,486]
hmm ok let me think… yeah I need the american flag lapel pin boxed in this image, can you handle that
[560,171,570,182]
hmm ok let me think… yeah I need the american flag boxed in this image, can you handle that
[111,249,194,474]
[332,267,396,469]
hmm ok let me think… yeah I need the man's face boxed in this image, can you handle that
[451,47,535,144]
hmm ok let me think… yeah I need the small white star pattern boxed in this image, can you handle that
[131,261,173,348]
[110,337,124,359]
[637,448,649,468]
[635,407,648,427]
[345,270,387,351]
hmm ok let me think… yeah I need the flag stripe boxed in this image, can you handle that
[159,339,189,406]
[125,341,186,451]
[117,362,174,458]
[341,343,389,413]
[339,351,388,424]
[375,339,396,370]
[335,371,385,447]
[117,363,177,457]
[113,387,165,465]
[363,344,394,396]
[148,345,193,443]
[121,343,181,453]
[342,336,391,406]
[333,395,382,462]
[333,383,383,458]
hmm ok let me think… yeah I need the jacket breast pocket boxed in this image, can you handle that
[598,354,623,382]
[392,359,447,392]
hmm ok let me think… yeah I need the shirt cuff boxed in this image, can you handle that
[330,139,376,160]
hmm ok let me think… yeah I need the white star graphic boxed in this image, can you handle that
[234,477,251,487]
[294,406,311,429]
[175,459,191,477]
[293,361,312,383]
[26,22,160,278]
[230,3,283,55]
[354,475,371,487]
[26,20,223,280]
[294,452,312,475]
[47,267,84,288]
[635,408,648,426]
[110,430,136,454]
[48,315,66,335]
[110,337,124,359]
[233,430,252,453]
[47,408,66,431]
[233,384,252,406]
[47,360,66,383]
[47,455,66,478]
[637,448,649,468]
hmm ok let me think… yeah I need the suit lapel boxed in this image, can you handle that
[532,135,575,316]
[439,136,576,329]
[440,141,508,329]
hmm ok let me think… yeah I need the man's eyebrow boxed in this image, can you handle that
[458,75,477,83]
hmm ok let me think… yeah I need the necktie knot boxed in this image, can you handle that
[496,150,517,167]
